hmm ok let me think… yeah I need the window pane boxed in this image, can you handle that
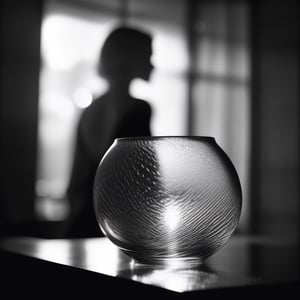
[128,0,188,135]
[193,1,250,231]
[37,1,118,219]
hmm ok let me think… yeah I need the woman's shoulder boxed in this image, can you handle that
[131,98,151,111]
[81,96,109,117]
[79,96,111,130]
[87,94,109,109]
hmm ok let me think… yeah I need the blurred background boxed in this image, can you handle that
[0,0,299,240]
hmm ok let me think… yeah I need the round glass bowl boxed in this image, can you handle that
[94,137,242,266]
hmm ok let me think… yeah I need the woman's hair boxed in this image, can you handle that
[98,26,152,80]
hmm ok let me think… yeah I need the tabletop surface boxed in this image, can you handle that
[0,234,299,296]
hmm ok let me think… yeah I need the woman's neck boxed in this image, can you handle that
[107,79,133,102]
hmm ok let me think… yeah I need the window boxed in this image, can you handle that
[36,0,250,232]
[192,1,250,231]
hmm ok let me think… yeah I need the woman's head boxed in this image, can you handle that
[98,26,153,82]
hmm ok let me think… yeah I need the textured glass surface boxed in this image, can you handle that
[94,137,242,265]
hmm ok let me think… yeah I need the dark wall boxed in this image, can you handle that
[251,0,299,239]
[0,0,42,232]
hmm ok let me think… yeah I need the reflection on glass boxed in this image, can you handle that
[79,239,125,276]
[34,240,72,265]
[124,263,218,293]
[164,205,180,231]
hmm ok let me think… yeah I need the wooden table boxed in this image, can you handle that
[0,235,298,298]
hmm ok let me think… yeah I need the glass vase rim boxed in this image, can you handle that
[115,136,216,142]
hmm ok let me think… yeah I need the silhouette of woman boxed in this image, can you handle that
[66,26,153,237]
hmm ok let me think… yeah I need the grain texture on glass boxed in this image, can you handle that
[94,137,242,266]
